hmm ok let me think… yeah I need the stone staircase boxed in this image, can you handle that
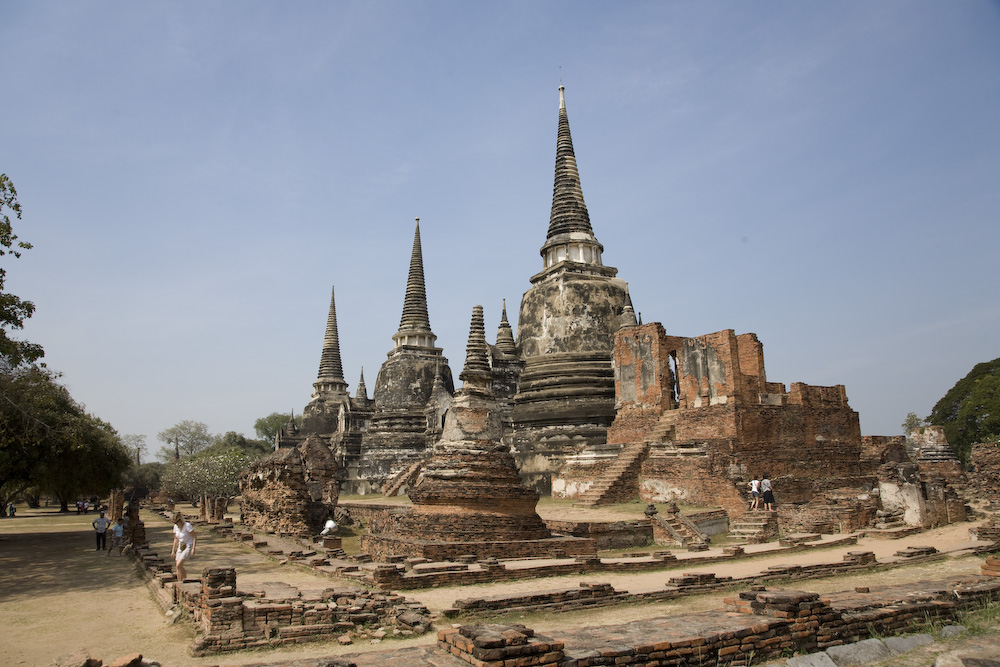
[574,441,650,507]
[381,459,425,497]
[727,511,779,545]
[650,509,709,548]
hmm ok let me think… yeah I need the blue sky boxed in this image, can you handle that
[3,2,998,454]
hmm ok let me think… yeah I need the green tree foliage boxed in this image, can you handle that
[927,357,1000,463]
[120,462,164,499]
[254,411,301,445]
[0,366,74,498]
[36,413,133,512]
[156,420,214,461]
[902,412,926,434]
[202,430,270,458]
[0,174,44,367]
[0,365,132,509]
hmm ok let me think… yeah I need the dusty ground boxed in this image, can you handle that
[0,504,996,666]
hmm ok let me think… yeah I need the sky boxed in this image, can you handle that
[2,1,998,456]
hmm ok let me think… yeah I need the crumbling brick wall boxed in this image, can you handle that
[967,442,1000,506]
[606,324,872,519]
[239,435,340,537]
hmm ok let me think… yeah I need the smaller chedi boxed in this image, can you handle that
[362,306,595,561]
[239,435,340,537]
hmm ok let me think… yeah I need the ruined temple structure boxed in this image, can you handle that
[362,306,595,560]
[300,286,351,437]
[269,85,970,540]
[239,434,340,536]
[566,322,968,532]
[510,86,631,493]
[352,219,456,493]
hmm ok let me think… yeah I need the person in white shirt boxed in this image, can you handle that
[748,477,761,511]
[92,511,111,551]
[170,512,197,581]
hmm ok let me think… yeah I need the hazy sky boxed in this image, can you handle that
[3,2,998,455]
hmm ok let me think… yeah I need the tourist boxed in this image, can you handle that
[107,517,125,556]
[761,474,774,511]
[92,511,111,551]
[747,477,760,511]
[170,512,196,582]
[320,518,337,537]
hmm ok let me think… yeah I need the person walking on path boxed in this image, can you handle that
[92,511,110,551]
[761,474,775,511]
[170,512,196,582]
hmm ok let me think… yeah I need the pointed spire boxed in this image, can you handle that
[495,298,517,355]
[355,367,368,400]
[539,86,605,272]
[547,86,595,240]
[393,218,437,349]
[316,286,347,386]
[620,284,638,327]
[459,305,492,392]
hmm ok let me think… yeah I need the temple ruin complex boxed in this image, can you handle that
[264,85,968,540]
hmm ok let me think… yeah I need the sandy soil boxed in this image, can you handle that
[0,505,993,667]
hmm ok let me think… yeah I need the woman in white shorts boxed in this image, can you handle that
[170,512,196,582]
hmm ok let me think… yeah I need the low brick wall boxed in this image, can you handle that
[361,533,597,561]
[369,536,864,590]
[438,624,564,667]
[543,519,652,550]
[178,568,433,655]
[129,540,432,655]
[441,551,891,618]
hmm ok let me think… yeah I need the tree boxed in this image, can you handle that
[0,364,132,510]
[902,412,926,434]
[156,420,214,461]
[36,413,133,512]
[254,411,301,445]
[120,462,164,500]
[927,357,1000,463]
[0,174,44,367]
[120,433,147,465]
[160,447,256,520]
[0,365,74,501]
[202,431,270,458]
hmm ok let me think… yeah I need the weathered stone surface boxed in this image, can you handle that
[364,307,593,561]
[786,653,839,667]
[883,634,934,655]
[239,435,340,536]
[826,638,892,665]
[510,88,631,494]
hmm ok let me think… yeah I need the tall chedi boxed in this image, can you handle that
[511,86,631,494]
[356,219,454,494]
[300,285,351,438]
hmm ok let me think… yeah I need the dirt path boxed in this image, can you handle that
[0,506,993,666]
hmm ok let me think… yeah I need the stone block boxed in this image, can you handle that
[825,638,892,665]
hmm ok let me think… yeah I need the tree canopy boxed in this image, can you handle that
[0,173,130,508]
[156,420,214,461]
[0,365,132,508]
[0,174,43,368]
[254,411,301,445]
[160,447,257,501]
[927,357,1000,462]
